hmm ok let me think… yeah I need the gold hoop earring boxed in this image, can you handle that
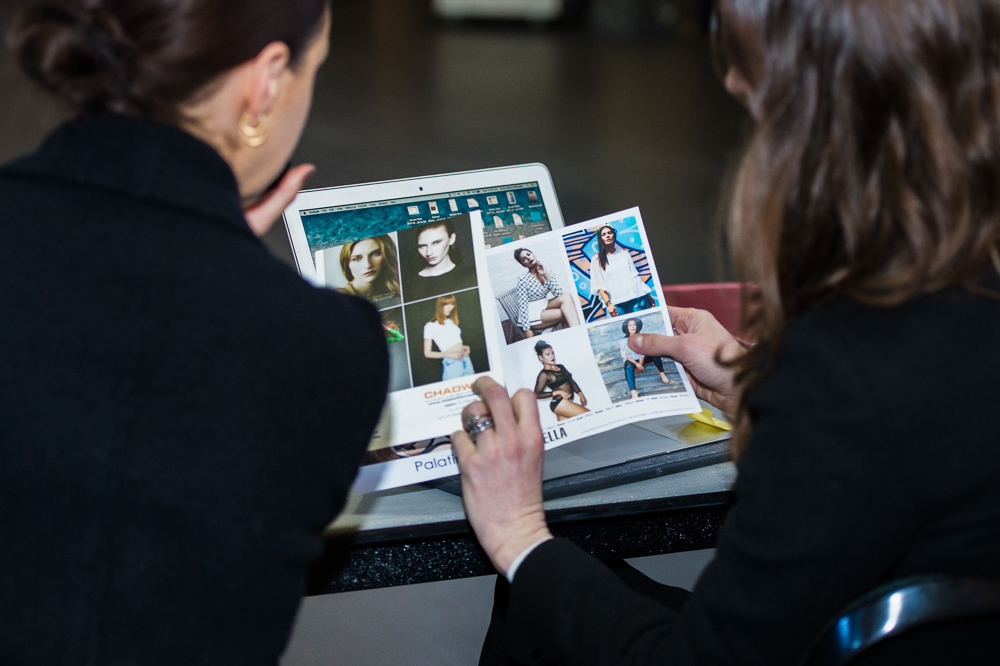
[238,112,269,148]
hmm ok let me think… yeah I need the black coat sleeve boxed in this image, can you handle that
[300,290,390,519]
[254,282,390,529]
[505,318,917,665]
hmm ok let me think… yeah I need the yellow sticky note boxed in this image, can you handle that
[686,408,733,431]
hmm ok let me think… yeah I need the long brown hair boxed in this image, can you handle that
[721,0,1000,452]
[9,0,328,123]
[339,235,400,301]
[596,224,617,271]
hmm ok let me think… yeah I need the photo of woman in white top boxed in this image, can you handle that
[335,235,401,308]
[512,248,580,338]
[423,294,474,380]
[590,224,654,318]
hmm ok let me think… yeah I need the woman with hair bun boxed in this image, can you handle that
[531,340,588,421]
[454,0,1000,664]
[0,1,389,663]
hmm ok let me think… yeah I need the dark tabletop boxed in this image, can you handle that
[308,460,736,594]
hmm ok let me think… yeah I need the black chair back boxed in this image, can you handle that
[800,575,1000,666]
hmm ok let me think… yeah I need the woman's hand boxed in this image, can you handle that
[452,378,552,576]
[629,305,745,414]
[578,392,587,407]
[243,164,316,237]
[523,329,535,339]
[636,361,645,372]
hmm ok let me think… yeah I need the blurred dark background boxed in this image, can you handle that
[0,0,748,285]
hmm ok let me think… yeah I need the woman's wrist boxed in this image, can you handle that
[490,523,554,577]
[505,536,554,582]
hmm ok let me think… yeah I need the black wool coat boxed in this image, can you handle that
[0,114,388,665]
[506,287,1000,665]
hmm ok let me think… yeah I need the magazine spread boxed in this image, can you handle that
[308,211,504,450]
[350,206,702,492]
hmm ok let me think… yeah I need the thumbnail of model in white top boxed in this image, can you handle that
[590,224,653,317]
[423,318,464,351]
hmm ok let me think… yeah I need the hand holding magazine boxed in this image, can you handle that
[281,173,703,492]
[352,207,702,491]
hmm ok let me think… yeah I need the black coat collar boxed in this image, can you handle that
[5,113,250,235]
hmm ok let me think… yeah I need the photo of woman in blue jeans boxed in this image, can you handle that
[423,294,474,380]
[620,317,669,399]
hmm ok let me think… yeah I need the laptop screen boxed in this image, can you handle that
[299,180,553,262]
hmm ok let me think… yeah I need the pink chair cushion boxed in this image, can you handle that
[660,282,744,337]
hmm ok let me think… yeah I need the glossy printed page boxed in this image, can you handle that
[353,207,700,493]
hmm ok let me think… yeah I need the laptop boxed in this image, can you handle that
[283,163,565,283]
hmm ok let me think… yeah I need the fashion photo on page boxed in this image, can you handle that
[564,215,658,323]
[403,289,488,389]
[314,233,403,310]
[587,311,685,403]
[485,236,582,345]
[514,327,612,431]
[397,216,479,303]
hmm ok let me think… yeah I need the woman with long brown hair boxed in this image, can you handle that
[453,0,1000,663]
[0,1,389,662]
[589,223,654,317]
[336,234,401,307]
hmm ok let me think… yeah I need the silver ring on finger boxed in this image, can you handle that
[463,413,494,442]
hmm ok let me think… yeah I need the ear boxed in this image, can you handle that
[448,234,457,245]
[243,41,292,116]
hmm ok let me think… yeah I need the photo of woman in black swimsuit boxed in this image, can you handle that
[532,340,589,421]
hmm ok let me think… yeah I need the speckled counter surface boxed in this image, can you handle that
[308,461,736,594]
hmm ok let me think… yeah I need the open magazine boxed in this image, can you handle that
[346,206,702,492]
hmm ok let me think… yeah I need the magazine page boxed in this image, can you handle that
[312,213,504,449]
[479,207,701,446]
[353,207,702,493]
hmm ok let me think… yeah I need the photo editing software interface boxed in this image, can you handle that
[300,181,552,254]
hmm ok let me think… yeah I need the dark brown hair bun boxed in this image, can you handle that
[8,0,328,123]
[11,3,137,115]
